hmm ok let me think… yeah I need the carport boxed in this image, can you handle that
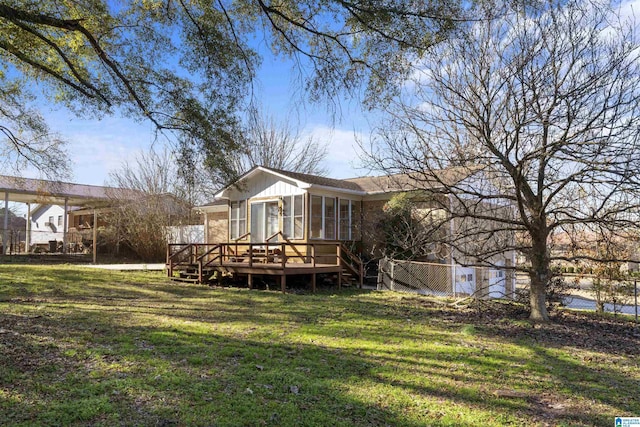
[0,175,132,262]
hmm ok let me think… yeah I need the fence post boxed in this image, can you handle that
[635,279,638,324]
[390,259,395,290]
[452,262,457,298]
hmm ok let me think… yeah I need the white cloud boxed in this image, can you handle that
[47,115,160,186]
[305,125,371,178]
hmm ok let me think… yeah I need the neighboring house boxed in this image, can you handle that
[188,166,516,296]
[29,204,69,249]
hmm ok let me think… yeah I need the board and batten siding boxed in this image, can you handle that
[228,175,306,200]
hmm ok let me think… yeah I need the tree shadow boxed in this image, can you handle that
[1,276,638,426]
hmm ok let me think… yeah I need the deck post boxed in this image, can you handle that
[248,273,253,289]
[25,203,31,253]
[166,244,172,277]
[312,273,316,293]
[62,198,68,254]
[92,209,97,264]
[281,274,286,293]
[338,269,342,289]
[280,243,286,268]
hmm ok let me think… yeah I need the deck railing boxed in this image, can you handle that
[167,242,363,287]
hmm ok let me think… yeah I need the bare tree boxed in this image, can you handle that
[365,0,640,321]
[106,149,195,262]
[231,107,328,176]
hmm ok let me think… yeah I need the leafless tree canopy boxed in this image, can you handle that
[106,149,197,262]
[365,0,640,321]
[230,107,328,176]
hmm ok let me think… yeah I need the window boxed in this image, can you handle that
[311,196,323,238]
[324,197,335,239]
[310,195,337,239]
[57,215,63,227]
[283,195,304,239]
[48,216,53,225]
[230,200,246,239]
[339,199,350,239]
[338,199,361,240]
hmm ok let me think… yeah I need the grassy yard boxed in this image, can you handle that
[0,265,638,426]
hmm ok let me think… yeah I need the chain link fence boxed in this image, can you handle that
[377,257,516,300]
[376,257,639,319]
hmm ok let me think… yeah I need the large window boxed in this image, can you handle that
[324,197,335,239]
[310,195,337,239]
[230,200,246,239]
[283,195,304,239]
[338,199,361,240]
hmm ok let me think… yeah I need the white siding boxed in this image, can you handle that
[30,205,67,244]
[229,175,305,200]
[166,225,205,244]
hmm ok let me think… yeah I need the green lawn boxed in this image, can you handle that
[0,265,638,426]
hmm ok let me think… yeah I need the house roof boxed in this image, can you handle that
[0,175,138,206]
[266,167,363,192]
[345,168,471,194]
[211,165,468,203]
[214,166,365,199]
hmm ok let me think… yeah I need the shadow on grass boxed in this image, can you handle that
[1,265,638,426]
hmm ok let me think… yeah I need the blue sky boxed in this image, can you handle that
[19,48,373,188]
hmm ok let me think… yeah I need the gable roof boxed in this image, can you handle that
[213,165,468,200]
[266,167,363,192]
[214,166,364,198]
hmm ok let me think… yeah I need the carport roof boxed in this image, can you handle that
[0,175,137,206]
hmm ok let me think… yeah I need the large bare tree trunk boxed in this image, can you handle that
[528,233,550,322]
[529,270,550,322]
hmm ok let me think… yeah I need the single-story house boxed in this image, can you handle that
[172,166,516,296]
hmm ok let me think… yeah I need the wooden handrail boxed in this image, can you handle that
[265,231,282,243]
[339,243,364,288]
[167,241,364,288]
[234,232,250,242]
[167,243,193,277]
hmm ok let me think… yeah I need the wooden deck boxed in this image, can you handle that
[166,242,363,292]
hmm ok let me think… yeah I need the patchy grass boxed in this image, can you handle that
[0,264,638,426]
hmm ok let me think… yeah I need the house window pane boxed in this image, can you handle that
[57,215,63,227]
[48,216,53,225]
[351,201,361,240]
[230,202,238,239]
[283,195,304,239]
[238,200,246,237]
[230,200,246,239]
[293,195,303,239]
[324,197,336,240]
[283,197,292,238]
[339,199,350,240]
[311,196,323,238]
